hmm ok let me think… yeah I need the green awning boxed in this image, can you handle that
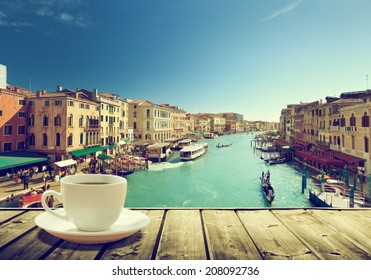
[0,151,48,170]
[97,154,113,161]
[281,145,292,150]
[71,146,104,157]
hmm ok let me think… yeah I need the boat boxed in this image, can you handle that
[216,143,233,148]
[260,171,275,204]
[116,168,135,176]
[180,143,208,161]
[177,139,192,150]
[203,133,218,139]
[268,157,287,165]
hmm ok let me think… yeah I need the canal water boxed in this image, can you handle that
[125,133,318,208]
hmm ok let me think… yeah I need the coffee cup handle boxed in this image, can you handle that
[41,190,68,221]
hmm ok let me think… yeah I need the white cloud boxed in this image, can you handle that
[262,0,302,21]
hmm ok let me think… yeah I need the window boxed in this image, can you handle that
[340,115,346,127]
[147,121,150,130]
[362,112,370,127]
[19,100,26,106]
[68,114,73,127]
[342,135,345,147]
[43,133,48,146]
[147,109,150,118]
[55,100,62,106]
[4,125,12,135]
[54,114,62,126]
[29,114,35,126]
[80,133,84,145]
[42,114,49,126]
[18,112,26,118]
[0,110,2,116]
[56,133,61,146]
[350,113,356,126]
[44,100,50,107]
[79,115,84,127]
[29,134,35,146]
[69,101,74,107]
[28,100,35,106]
[134,111,137,118]
[68,134,73,146]
[365,137,369,153]
[18,125,25,135]
[3,143,11,152]
[329,136,332,144]
[80,103,84,109]
[134,122,137,129]
[17,141,25,150]
[352,135,355,149]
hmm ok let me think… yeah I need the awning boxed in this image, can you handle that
[0,151,48,170]
[295,151,344,167]
[71,146,104,157]
[97,154,113,161]
[148,143,169,149]
[329,151,365,164]
[54,159,77,168]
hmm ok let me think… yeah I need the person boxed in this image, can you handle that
[23,173,30,190]
[45,184,54,208]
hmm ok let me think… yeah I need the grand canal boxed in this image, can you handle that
[125,133,318,208]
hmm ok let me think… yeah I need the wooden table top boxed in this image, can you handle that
[0,208,370,260]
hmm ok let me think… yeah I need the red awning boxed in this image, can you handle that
[329,151,365,164]
[274,140,291,147]
[295,151,345,167]
[294,140,312,147]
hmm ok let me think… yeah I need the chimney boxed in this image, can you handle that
[0,64,7,90]
[57,85,62,92]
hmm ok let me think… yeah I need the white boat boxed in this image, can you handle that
[203,133,218,139]
[180,143,208,161]
[177,139,192,150]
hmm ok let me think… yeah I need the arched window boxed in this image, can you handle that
[350,113,356,126]
[147,109,150,118]
[340,115,346,127]
[29,114,35,126]
[337,136,340,146]
[134,111,137,118]
[79,115,84,127]
[43,133,48,146]
[54,114,62,126]
[29,134,35,146]
[362,112,370,127]
[68,114,73,127]
[147,121,150,130]
[329,136,332,144]
[134,122,137,129]
[42,114,48,126]
[68,133,73,146]
[56,133,61,146]
[342,135,345,147]
[80,133,84,145]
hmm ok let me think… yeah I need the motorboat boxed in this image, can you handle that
[180,143,208,161]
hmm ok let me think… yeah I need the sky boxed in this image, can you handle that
[0,0,370,122]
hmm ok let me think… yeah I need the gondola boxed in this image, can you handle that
[260,171,275,204]
[216,143,233,148]
[115,168,135,177]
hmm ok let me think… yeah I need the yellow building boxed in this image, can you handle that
[27,87,100,162]
[160,104,187,137]
[128,100,172,142]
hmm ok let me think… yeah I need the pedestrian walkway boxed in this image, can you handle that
[0,161,90,203]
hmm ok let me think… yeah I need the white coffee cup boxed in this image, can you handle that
[41,174,127,232]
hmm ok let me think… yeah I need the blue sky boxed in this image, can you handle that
[0,0,370,122]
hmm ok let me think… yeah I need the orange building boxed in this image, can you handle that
[0,86,30,153]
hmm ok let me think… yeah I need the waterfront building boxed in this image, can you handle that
[27,87,100,162]
[210,115,226,133]
[193,114,211,132]
[185,114,195,133]
[128,99,172,142]
[160,104,187,137]
[0,85,30,153]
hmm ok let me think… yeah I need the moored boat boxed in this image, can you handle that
[260,171,275,204]
[180,143,208,161]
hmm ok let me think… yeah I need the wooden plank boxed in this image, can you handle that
[156,210,206,260]
[202,210,262,260]
[0,210,25,224]
[45,242,104,260]
[237,210,317,260]
[101,210,165,260]
[309,209,371,255]
[0,227,62,260]
[273,209,371,260]
[0,211,40,249]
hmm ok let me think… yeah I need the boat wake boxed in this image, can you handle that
[148,162,184,172]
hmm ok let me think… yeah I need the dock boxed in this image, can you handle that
[0,208,370,260]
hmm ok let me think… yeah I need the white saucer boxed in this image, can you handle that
[35,209,150,244]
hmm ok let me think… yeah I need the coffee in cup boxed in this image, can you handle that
[41,174,127,231]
